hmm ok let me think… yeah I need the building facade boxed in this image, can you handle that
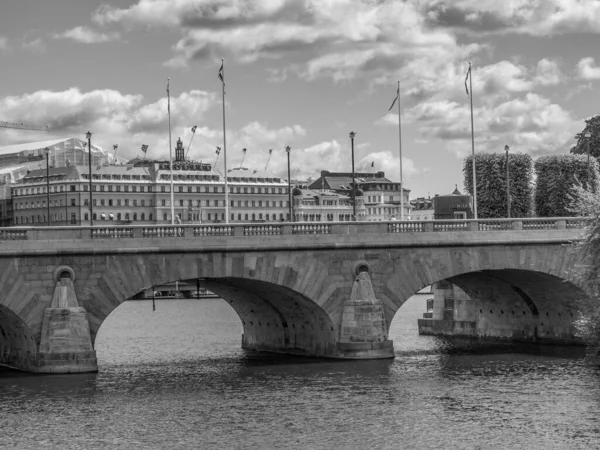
[11,139,292,226]
[292,188,365,222]
[308,170,410,221]
[410,196,435,221]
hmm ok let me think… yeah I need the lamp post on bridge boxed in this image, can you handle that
[505,145,510,219]
[286,146,292,222]
[86,131,94,227]
[349,131,356,220]
[45,147,50,226]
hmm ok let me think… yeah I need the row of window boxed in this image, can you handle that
[15,184,290,196]
[16,198,291,210]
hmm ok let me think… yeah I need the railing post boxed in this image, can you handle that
[512,220,523,230]
[469,221,478,231]
[133,227,143,238]
[234,225,245,237]
[556,219,567,230]
[424,222,434,232]
[282,224,293,235]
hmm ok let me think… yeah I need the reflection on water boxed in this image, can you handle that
[1,296,600,450]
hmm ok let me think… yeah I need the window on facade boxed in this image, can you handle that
[84,213,89,220]
[70,199,76,207]
[259,213,263,220]
[132,186,137,193]
[161,186,166,192]
[125,213,130,220]
[108,185,113,192]
[117,199,121,206]
[178,186,183,193]
[213,187,218,193]
[70,185,76,192]
[141,213,145,221]
[149,213,153,221]
[71,213,78,224]
[141,200,145,207]
[92,213,96,221]
[117,213,122,220]
[133,213,137,221]
[161,199,166,206]
[108,199,113,206]
[133,200,138,207]
[163,213,167,220]
[208,213,212,220]
[116,186,121,192]
[124,186,129,192]
[100,199,105,206]
[258,201,262,207]
[100,186,105,192]
[125,199,129,206]
[93,199,97,206]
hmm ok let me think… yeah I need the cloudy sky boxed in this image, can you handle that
[1,0,599,198]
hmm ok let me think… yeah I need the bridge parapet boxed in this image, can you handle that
[0,217,590,242]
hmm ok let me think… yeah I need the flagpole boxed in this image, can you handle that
[185,127,197,160]
[167,77,175,225]
[220,59,229,224]
[240,148,246,169]
[469,62,477,220]
[265,149,273,171]
[397,80,404,221]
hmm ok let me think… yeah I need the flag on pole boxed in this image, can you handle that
[113,145,118,150]
[191,125,197,133]
[269,149,273,154]
[465,64,471,96]
[141,144,148,154]
[218,60,225,85]
[216,147,221,155]
[371,161,374,168]
[388,85,400,111]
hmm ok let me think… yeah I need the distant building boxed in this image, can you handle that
[308,170,409,221]
[433,186,473,220]
[292,188,365,222]
[410,196,434,221]
[10,137,291,226]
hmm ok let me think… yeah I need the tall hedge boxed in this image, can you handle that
[463,152,533,218]
[534,154,599,217]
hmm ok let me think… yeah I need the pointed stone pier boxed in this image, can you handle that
[336,271,394,359]
[36,278,98,373]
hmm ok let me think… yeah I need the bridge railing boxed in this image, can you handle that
[0,217,590,241]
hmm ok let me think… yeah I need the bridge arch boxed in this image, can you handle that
[378,244,590,343]
[86,252,338,358]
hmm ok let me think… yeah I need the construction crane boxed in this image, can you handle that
[0,121,49,131]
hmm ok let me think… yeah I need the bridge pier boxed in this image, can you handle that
[35,277,98,374]
[418,276,583,345]
[335,271,394,359]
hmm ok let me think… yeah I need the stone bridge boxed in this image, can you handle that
[0,217,591,373]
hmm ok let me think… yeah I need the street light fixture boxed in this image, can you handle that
[45,147,50,225]
[584,132,592,180]
[86,131,93,226]
[349,131,356,220]
[505,145,510,219]
[286,146,292,222]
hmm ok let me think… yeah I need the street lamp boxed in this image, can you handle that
[349,131,356,220]
[86,131,93,226]
[286,146,292,222]
[505,145,510,219]
[45,147,50,225]
[585,132,592,180]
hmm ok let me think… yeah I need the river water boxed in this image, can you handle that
[1,296,600,449]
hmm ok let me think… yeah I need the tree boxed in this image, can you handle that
[569,184,600,358]
[570,114,600,162]
[463,152,533,218]
[534,155,599,217]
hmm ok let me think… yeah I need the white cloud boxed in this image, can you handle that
[22,38,45,52]
[54,26,120,44]
[356,151,420,180]
[0,36,9,53]
[0,87,309,180]
[423,0,600,36]
[92,0,477,86]
[577,57,600,80]
[533,58,562,86]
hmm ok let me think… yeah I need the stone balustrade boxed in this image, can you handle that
[0,217,589,241]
